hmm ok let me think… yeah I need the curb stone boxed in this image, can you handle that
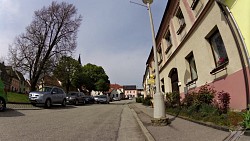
[6,103,42,110]
[129,106,155,141]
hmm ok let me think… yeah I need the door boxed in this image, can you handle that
[169,68,180,93]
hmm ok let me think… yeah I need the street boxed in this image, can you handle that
[0,100,145,141]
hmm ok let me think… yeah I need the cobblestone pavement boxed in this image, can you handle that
[6,103,42,110]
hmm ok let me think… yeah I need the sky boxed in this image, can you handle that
[0,0,168,88]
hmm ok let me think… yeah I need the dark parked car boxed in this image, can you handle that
[84,95,95,104]
[94,95,110,104]
[29,86,67,108]
[66,92,86,105]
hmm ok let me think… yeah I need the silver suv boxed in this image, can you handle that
[29,86,67,108]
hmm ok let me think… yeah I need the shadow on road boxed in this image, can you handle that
[45,105,77,110]
[0,109,25,117]
[168,106,182,123]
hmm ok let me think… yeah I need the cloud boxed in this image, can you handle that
[0,0,168,88]
[0,0,20,21]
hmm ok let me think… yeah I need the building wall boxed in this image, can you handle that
[11,78,19,92]
[124,90,137,98]
[147,0,248,110]
[225,0,250,61]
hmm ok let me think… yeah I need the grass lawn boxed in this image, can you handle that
[7,92,30,103]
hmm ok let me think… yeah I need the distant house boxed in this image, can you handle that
[37,75,62,89]
[123,85,137,98]
[108,84,124,100]
[5,66,20,93]
[25,79,31,93]
[15,71,26,93]
[137,89,144,98]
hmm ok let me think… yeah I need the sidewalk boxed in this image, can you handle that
[129,102,250,141]
[6,103,42,110]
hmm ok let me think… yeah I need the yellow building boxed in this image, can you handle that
[224,0,250,62]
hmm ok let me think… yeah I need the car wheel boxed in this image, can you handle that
[75,99,79,106]
[62,99,66,107]
[0,98,6,112]
[83,100,86,105]
[45,99,51,108]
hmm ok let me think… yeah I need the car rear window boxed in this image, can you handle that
[39,87,52,92]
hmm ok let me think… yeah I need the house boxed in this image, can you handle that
[143,0,250,110]
[108,84,124,100]
[5,66,20,93]
[137,89,144,98]
[143,64,155,98]
[124,85,137,99]
[15,71,26,93]
[37,75,62,89]
[5,66,28,93]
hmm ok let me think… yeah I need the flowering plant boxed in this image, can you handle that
[217,57,225,65]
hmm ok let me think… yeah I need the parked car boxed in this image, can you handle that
[0,78,7,112]
[113,97,120,101]
[94,95,110,104]
[84,95,95,104]
[66,92,86,105]
[29,86,67,108]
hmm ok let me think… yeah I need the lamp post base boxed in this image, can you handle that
[151,117,170,126]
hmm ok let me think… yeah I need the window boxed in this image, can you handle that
[165,30,172,48]
[161,78,165,93]
[189,0,204,15]
[186,52,198,81]
[158,46,163,63]
[52,88,58,94]
[176,8,186,35]
[209,31,228,67]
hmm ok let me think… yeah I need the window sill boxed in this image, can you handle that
[176,23,186,35]
[158,59,163,65]
[186,78,198,86]
[210,61,228,75]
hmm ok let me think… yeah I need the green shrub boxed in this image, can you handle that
[196,84,216,105]
[165,91,180,108]
[183,91,197,107]
[242,106,250,129]
[143,95,152,106]
[187,104,198,115]
[183,84,216,112]
[199,103,219,117]
[136,97,143,103]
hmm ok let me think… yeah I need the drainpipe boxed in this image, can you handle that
[216,1,250,108]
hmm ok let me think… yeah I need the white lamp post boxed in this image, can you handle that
[142,0,167,124]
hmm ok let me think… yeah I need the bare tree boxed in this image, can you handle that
[8,1,82,91]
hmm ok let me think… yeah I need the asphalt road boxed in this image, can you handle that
[0,100,143,141]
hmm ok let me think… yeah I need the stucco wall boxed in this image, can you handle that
[157,1,247,109]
